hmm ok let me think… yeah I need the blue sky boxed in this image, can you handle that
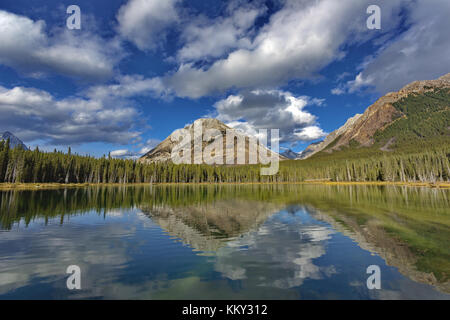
[0,0,448,157]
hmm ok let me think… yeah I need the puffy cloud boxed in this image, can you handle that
[166,0,406,98]
[117,0,180,51]
[110,149,132,157]
[0,85,140,145]
[341,0,450,94]
[293,126,326,141]
[214,90,326,142]
[177,2,266,62]
[331,88,345,96]
[0,10,122,80]
[111,139,160,158]
[86,74,169,100]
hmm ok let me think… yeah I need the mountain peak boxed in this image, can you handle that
[280,149,299,159]
[140,117,285,164]
[181,118,230,133]
[191,118,227,126]
[1,131,28,150]
[438,72,450,81]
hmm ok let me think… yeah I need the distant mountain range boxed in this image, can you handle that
[1,131,28,150]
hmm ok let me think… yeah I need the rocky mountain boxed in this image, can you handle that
[1,131,28,150]
[300,73,450,159]
[280,149,299,159]
[296,141,324,159]
[139,118,286,164]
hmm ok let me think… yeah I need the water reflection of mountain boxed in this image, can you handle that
[140,200,282,252]
[312,206,450,294]
[140,185,449,294]
[141,201,337,291]
[290,185,449,294]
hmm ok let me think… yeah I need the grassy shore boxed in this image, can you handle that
[0,181,449,191]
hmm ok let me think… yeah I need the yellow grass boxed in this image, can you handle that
[0,181,449,191]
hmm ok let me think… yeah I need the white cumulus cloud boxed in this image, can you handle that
[117,0,180,51]
[110,149,132,157]
[166,0,406,98]
[86,74,169,100]
[214,90,326,142]
[177,1,266,62]
[0,10,122,80]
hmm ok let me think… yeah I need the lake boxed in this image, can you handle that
[0,184,449,299]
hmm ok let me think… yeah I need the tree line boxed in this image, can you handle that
[1,137,449,184]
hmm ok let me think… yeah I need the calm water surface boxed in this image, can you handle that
[0,184,449,299]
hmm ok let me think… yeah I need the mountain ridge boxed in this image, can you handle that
[300,72,450,159]
[280,149,299,159]
[1,131,28,150]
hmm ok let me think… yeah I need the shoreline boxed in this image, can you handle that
[0,181,449,191]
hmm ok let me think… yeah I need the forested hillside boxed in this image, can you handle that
[372,88,450,149]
